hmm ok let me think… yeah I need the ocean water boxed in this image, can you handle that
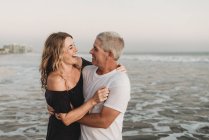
[0,52,209,140]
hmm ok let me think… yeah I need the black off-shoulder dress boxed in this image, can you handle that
[45,58,91,140]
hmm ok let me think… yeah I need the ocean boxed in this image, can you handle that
[0,52,209,140]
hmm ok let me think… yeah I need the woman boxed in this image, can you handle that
[40,32,109,140]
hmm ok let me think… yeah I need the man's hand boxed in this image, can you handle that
[47,105,55,116]
[55,113,62,120]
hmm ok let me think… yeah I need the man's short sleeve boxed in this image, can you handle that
[104,73,130,113]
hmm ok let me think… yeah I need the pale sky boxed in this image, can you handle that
[0,0,209,53]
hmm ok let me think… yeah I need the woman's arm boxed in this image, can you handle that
[58,87,109,126]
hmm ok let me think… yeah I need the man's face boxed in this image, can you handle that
[89,39,108,67]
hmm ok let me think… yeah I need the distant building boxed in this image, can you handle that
[0,48,10,54]
[0,44,32,54]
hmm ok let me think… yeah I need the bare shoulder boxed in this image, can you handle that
[47,72,66,91]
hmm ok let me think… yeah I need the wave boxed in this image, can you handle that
[120,54,209,63]
[11,52,209,63]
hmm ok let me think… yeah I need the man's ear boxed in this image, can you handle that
[108,51,114,59]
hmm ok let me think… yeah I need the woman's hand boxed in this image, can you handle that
[116,64,127,72]
[91,87,109,105]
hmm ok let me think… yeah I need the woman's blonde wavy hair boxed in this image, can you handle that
[39,32,73,89]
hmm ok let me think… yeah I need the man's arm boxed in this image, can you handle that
[78,106,120,129]
[51,87,109,126]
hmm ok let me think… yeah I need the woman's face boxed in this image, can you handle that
[62,37,78,65]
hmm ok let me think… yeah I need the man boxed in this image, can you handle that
[79,31,131,140]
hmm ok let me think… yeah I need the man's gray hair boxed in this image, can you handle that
[96,31,124,60]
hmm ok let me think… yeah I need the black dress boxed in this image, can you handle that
[45,58,91,140]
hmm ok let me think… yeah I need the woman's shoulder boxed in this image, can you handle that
[48,71,63,82]
[47,72,66,91]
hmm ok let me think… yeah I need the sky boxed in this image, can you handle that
[0,0,209,53]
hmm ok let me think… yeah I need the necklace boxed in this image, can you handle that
[59,66,80,91]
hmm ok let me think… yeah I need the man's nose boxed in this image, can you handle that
[89,48,93,54]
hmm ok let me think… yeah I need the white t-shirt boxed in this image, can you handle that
[80,65,130,140]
